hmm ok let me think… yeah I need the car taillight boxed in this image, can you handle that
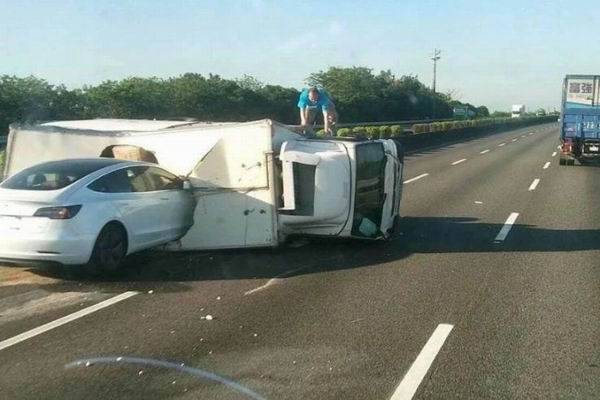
[34,205,82,219]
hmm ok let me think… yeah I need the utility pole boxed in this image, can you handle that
[431,48,441,93]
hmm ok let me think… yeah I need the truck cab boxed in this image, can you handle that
[278,138,403,240]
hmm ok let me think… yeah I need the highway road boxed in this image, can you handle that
[0,122,598,399]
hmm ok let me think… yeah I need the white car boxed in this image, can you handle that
[0,158,196,272]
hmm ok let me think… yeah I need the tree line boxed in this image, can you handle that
[0,67,490,135]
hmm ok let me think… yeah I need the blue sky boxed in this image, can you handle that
[0,0,598,111]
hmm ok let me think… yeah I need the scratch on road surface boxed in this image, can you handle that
[66,356,268,400]
[245,267,308,296]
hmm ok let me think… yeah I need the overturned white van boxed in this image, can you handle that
[3,119,403,250]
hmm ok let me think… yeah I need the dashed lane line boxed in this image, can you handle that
[403,173,429,184]
[494,212,519,243]
[0,291,138,352]
[390,324,454,400]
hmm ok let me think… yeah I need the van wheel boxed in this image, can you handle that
[87,224,127,274]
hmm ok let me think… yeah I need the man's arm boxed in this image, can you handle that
[299,107,307,126]
[322,110,330,134]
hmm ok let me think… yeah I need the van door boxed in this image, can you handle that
[351,142,387,238]
[379,140,403,235]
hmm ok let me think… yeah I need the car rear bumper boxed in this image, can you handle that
[0,235,95,265]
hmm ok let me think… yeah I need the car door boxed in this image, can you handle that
[144,166,196,241]
[88,166,164,251]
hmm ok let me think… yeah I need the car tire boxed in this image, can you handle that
[87,223,127,274]
[559,157,566,166]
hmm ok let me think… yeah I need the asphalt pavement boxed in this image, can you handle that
[0,122,598,399]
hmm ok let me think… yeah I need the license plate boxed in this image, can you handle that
[589,146,599,152]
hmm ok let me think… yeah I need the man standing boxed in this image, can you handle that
[297,87,337,136]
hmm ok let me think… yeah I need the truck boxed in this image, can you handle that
[511,104,525,118]
[2,119,404,250]
[559,75,600,165]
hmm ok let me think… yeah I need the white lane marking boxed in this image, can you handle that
[0,291,103,324]
[552,152,557,157]
[529,132,534,135]
[494,212,519,242]
[403,173,429,184]
[528,178,540,191]
[451,158,467,165]
[0,291,138,351]
[557,145,561,149]
[512,138,518,142]
[543,162,551,169]
[390,324,454,400]
[480,149,490,154]
[521,135,526,138]
[498,143,506,147]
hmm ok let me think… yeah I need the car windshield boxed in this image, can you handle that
[1,159,122,190]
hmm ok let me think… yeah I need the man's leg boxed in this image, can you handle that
[326,104,338,136]
[303,107,318,136]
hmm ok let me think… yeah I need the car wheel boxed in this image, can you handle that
[559,157,566,166]
[88,223,127,274]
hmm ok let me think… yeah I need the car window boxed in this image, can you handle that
[147,167,183,190]
[88,169,132,193]
[126,167,156,192]
[1,159,121,191]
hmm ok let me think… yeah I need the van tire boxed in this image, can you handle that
[86,223,127,274]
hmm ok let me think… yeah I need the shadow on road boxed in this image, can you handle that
[23,215,600,285]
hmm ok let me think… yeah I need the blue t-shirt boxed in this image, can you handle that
[297,88,331,111]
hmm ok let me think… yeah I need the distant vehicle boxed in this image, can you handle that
[559,75,600,165]
[3,119,404,255]
[0,158,196,272]
[511,104,525,118]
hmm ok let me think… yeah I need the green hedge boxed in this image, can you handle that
[411,116,556,135]
[337,127,352,137]
[390,125,403,137]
